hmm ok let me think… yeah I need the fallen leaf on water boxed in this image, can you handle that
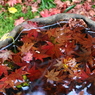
[45,69,60,81]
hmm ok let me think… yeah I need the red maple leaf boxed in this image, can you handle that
[0,77,8,90]
[12,53,22,64]
[40,9,52,17]
[85,64,91,75]
[49,8,61,15]
[41,41,62,58]
[27,65,41,81]
[77,64,91,80]
[14,17,25,26]
[0,65,11,77]
[15,62,28,67]
[27,29,39,38]
[78,70,89,80]
[9,66,28,80]
[40,8,60,17]
[12,53,29,67]
[83,2,91,11]
[33,53,48,61]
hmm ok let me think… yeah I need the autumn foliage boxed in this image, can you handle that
[0,18,95,95]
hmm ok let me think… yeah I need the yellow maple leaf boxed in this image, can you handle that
[8,7,17,14]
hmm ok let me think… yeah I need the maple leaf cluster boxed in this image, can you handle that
[0,18,95,94]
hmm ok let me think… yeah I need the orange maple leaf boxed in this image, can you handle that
[18,43,34,54]
[45,69,60,81]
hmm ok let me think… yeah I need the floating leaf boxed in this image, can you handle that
[45,69,60,81]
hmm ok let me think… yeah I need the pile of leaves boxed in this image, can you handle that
[0,18,95,95]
